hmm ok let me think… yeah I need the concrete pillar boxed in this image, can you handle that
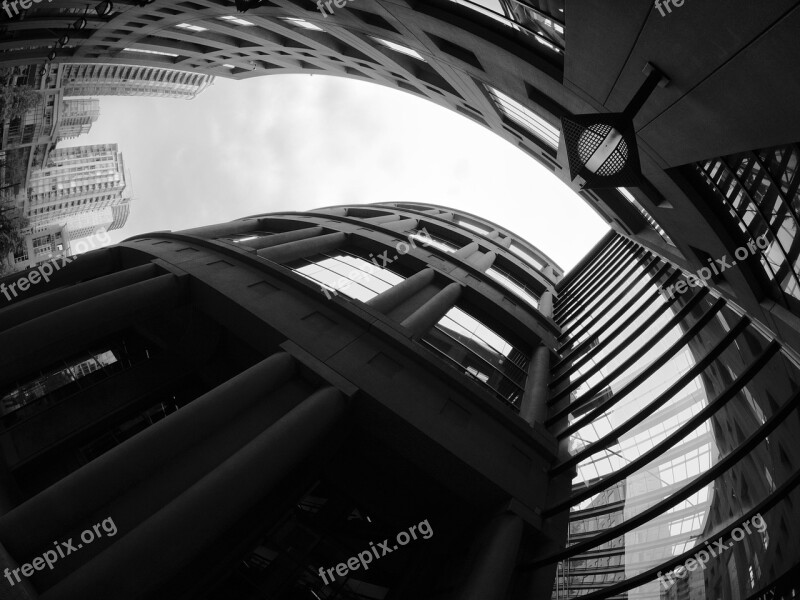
[42,387,348,600]
[381,218,419,233]
[455,513,524,600]
[180,219,258,239]
[520,345,551,426]
[467,250,496,272]
[542,265,558,281]
[0,247,117,306]
[487,231,512,249]
[453,241,480,261]
[257,231,346,264]
[0,542,37,599]
[0,263,158,334]
[238,227,322,251]
[0,273,184,389]
[401,281,462,338]
[0,353,299,561]
[538,289,554,318]
[366,268,435,313]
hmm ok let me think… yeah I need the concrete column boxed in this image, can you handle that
[238,227,322,251]
[0,247,117,306]
[0,353,299,561]
[42,387,348,600]
[467,250,496,272]
[381,218,418,233]
[0,273,184,389]
[488,231,512,249]
[366,268,435,313]
[538,289,554,318]
[0,263,158,334]
[401,281,462,338]
[542,265,558,281]
[257,231,346,264]
[453,241,479,261]
[180,219,258,239]
[0,542,37,599]
[455,513,524,600]
[520,345,551,426]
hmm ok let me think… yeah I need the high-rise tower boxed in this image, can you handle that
[24,143,129,230]
[59,63,215,99]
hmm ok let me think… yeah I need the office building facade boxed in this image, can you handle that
[58,63,215,99]
[55,98,100,141]
[25,143,129,229]
[0,204,798,599]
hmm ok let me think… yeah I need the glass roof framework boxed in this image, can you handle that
[547,233,800,600]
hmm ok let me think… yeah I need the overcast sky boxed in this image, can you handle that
[59,74,608,271]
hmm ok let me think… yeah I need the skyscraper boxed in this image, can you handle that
[24,143,129,230]
[59,63,215,99]
[55,98,100,142]
[0,204,797,599]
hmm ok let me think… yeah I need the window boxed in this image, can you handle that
[509,242,544,271]
[486,265,539,309]
[485,85,559,149]
[408,228,459,253]
[176,23,207,32]
[218,15,254,26]
[422,306,529,408]
[618,187,674,246]
[288,249,404,302]
[124,48,179,57]
[370,37,426,61]
[280,17,323,31]
[445,0,564,53]
[1,349,119,416]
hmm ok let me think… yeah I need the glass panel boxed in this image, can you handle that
[422,306,529,408]
[485,85,560,148]
[290,249,404,302]
[486,265,539,309]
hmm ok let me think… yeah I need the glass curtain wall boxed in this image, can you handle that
[545,233,800,600]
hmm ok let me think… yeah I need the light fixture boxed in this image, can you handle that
[561,62,669,189]
[72,16,87,30]
[57,34,70,47]
[94,1,113,17]
[47,50,57,61]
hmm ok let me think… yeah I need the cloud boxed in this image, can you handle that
[56,74,608,270]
